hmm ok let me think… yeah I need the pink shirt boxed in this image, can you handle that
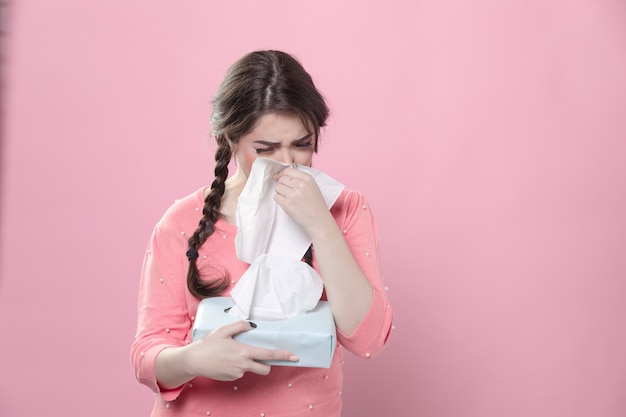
[131,187,393,417]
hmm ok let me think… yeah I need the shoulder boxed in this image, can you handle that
[155,187,207,234]
[331,188,370,212]
[331,188,375,227]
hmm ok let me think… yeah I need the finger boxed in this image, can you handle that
[290,169,318,185]
[274,166,305,180]
[246,361,272,376]
[272,167,290,181]
[274,182,293,198]
[248,346,300,363]
[281,167,306,180]
[273,192,286,206]
[272,173,291,191]
[210,320,256,338]
[278,176,295,187]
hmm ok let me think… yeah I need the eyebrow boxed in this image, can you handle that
[253,133,313,146]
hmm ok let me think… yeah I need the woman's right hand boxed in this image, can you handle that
[155,320,299,388]
[187,320,299,381]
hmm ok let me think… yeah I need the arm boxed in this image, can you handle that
[130,223,192,399]
[327,189,393,358]
[305,209,373,334]
[274,169,393,351]
[131,210,297,400]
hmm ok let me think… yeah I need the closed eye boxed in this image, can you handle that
[292,134,314,148]
[295,141,313,148]
[253,134,314,153]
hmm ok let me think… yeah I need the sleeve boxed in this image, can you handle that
[130,218,192,401]
[331,190,393,359]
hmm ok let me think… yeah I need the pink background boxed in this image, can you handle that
[2,1,625,416]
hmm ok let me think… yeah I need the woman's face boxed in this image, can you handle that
[234,113,316,178]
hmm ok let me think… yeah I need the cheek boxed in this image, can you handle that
[293,150,314,166]
[237,149,258,176]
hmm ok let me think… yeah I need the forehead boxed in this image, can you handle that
[243,113,310,142]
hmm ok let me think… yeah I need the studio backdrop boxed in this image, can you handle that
[1,1,625,416]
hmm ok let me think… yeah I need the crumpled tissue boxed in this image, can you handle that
[228,254,324,320]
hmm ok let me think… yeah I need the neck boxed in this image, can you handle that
[217,168,247,224]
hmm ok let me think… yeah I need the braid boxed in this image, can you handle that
[186,136,232,298]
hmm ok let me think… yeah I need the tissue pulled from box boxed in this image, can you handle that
[228,254,324,320]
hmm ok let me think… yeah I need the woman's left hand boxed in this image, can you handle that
[273,167,333,233]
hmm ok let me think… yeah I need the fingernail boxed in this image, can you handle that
[289,355,299,362]
[248,321,257,328]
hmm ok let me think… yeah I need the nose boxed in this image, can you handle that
[274,146,294,165]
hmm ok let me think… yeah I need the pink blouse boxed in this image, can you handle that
[131,187,393,417]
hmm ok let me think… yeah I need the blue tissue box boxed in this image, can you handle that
[192,297,336,368]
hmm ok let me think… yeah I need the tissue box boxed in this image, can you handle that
[192,297,336,368]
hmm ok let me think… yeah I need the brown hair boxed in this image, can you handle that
[187,50,329,298]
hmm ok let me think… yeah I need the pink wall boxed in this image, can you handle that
[2,1,625,416]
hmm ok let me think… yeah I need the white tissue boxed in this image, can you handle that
[228,254,324,320]
[230,158,345,320]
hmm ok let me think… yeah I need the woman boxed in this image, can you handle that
[131,50,393,416]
